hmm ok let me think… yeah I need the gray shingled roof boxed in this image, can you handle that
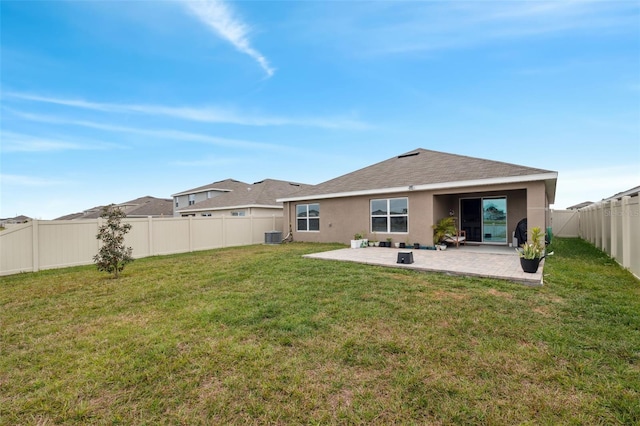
[178,179,311,212]
[171,179,249,197]
[55,196,173,220]
[281,148,556,199]
[125,197,173,217]
[566,201,593,210]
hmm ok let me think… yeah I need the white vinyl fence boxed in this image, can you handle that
[0,215,283,276]
[552,196,639,278]
[550,209,580,238]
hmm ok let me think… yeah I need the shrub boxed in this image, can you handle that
[93,204,133,278]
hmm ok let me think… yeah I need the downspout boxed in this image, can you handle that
[282,202,294,243]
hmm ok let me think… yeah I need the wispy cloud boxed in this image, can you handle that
[5,109,289,152]
[5,92,370,130]
[317,1,640,56]
[171,155,244,167]
[1,173,69,187]
[1,131,119,153]
[181,0,274,77]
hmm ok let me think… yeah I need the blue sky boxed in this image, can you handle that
[1,0,639,219]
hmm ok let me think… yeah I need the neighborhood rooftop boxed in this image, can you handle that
[171,179,250,197]
[177,179,311,213]
[54,196,173,220]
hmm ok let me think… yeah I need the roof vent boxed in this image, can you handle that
[398,152,420,159]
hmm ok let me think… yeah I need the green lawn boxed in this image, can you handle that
[1,238,638,425]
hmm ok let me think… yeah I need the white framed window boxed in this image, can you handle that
[175,198,179,208]
[188,194,195,206]
[201,213,212,217]
[231,211,246,217]
[296,203,320,232]
[371,197,408,233]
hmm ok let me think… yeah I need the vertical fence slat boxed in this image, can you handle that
[621,196,631,271]
[32,220,39,273]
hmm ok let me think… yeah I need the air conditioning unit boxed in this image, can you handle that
[264,231,282,245]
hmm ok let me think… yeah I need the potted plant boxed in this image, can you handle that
[516,227,551,273]
[386,237,393,248]
[351,232,366,249]
[432,217,456,250]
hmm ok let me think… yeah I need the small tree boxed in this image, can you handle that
[93,204,133,278]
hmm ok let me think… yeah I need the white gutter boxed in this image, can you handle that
[171,188,232,197]
[277,173,558,203]
[178,204,282,213]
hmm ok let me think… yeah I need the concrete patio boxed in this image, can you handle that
[304,245,545,286]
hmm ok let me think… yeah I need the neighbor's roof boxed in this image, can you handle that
[0,215,31,223]
[567,201,594,210]
[171,179,249,197]
[124,196,173,217]
[55,196,172,220]
[603,185,640,201]
[178,179,311,212]
[278,148,558,203]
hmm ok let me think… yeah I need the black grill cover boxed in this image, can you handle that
[515,218,527,247]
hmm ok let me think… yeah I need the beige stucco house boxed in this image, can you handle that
[175,178,311,217]
[277,148,558,246]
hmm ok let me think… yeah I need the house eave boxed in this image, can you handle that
[171,188,233,197]
[277,173,559,203]
[178,204,283,213]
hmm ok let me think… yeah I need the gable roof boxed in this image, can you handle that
[171,179,249,197]
[279,148,558,202]
[124,196,173,217]
[178,179,311,212]
[55,196,172,220]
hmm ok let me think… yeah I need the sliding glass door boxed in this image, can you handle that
[460,197,507,243]
[482,198,507,243]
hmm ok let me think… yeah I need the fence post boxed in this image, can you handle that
[148,216,154,257]
[611,199,619,260]
[222,216,226,247]
[31,220,39,273]
[589,205,598,247]
[622,196,631,270]
[250,215,254,244]
[188,216,193,252]
[602,200,609,254]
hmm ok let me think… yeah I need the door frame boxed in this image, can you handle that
[459,195,509,245]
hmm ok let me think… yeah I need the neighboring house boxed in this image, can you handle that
[55,196,173,220]
[175,178,311,217]
[0,215,31,226]
[567,201,593,210]
[277,148,558,246]
[172,179,250,216]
